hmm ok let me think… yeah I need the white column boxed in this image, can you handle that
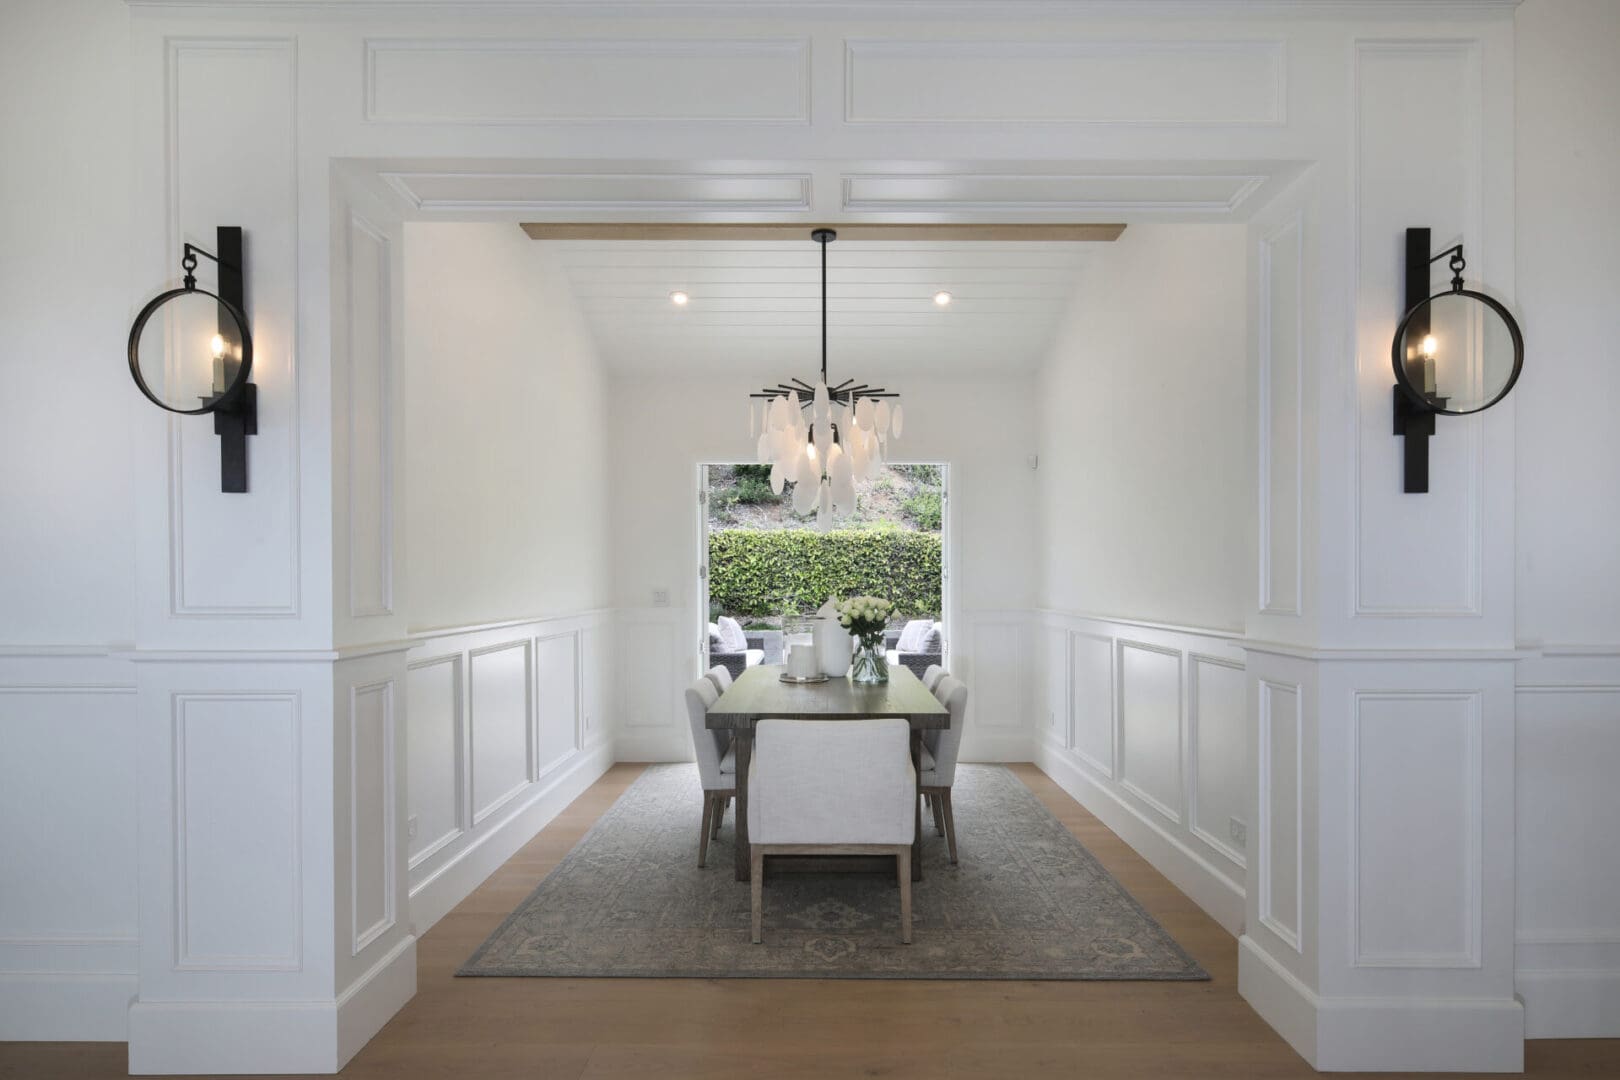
[1238,27,1525,1072]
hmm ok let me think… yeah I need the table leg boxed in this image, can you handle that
[734,728,753,882]
[910,731,923,881]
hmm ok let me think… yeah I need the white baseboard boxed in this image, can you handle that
[0,972,136,1041]
[128,935,415,1076]
[408,741,614,934]
[1034,742,1244,935]
[1518,967,1620,1038]
[1240,935,1525,1072]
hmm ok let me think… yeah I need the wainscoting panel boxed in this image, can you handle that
[343,212,394,621]
[1118,641,1184,825]
[844,39,1284,125]
[0,655,139,1040]
[365,38,810,124]
[172,691,302,970]
[404,612,614,934]
[616,611,685,762]
[1351,691,1482,969]
[468,641,532,826]
[1515,652,1620,1037]
[1258,211,1303,617]
[1069,632,1114,774]
[1191,655,1248,869]
[348,680,396,956]
[533,632,580,781]
[1036,624,1068,743]
[1034,613,1246,935]
[405,656,462,868]
[1258,678,1302,952]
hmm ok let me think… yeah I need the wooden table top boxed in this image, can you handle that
[706,664,949,729]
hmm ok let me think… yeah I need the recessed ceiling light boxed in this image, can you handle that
[933,291,953,307]
[669,290,690,306]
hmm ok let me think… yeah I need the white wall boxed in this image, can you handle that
[1035,225,1251,634]
[398,223,615,933]
[1510,0,1620,1038]
[0,0,141,1041]
[608,372,1038,762]
[1030,225,1252,935]
[403,223,611,632]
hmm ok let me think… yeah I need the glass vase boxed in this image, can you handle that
[850,638,889,685]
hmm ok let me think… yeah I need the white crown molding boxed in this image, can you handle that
[126,0,1523,21]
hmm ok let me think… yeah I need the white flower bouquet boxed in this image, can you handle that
[836,595,894,684]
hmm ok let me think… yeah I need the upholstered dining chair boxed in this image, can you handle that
[704,664,734,694]
[921,675,969,864]
[748,718,916,944]
[921,664,945,693]
[683,678,737,867]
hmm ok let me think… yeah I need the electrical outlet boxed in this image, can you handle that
[1229,816,1247,848]
[407,815,418,842]
[652,588,670,607]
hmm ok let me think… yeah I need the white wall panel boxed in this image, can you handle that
[173,692,301,969]
[844,39,1284,124]
[1352,42,1484,619]
[1352,691,1482,968]
[348,681,395,956]
[1036,625,1067,741]
[405,656,462,868]
[1258,679,1301,952]
[468,642,531,825]
[1118,641,1183,823]
[366,38,810,124]
[534,632,580,778]
[164,39,300,619]
[1258,212,1303,617]
[344,214,394,621]
[1191,655,1247,868]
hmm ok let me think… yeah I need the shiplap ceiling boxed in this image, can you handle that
[543,238,1101,375]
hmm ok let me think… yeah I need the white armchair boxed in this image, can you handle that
[921,675,968,864]
[683,678,738,867]
[747,718,917,944]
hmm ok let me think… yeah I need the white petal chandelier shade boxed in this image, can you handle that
[748,228,903,531]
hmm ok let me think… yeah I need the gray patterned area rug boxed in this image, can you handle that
[459,764,1208,981]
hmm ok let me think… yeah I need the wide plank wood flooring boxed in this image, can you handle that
[3,762,1616,1079]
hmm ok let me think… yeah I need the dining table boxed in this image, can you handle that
[706,663,950,882]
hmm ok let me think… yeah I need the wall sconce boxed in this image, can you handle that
[1391,226,1523,493]
[127,226,256,493]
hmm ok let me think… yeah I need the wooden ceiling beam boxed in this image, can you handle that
[519,222,1125,242]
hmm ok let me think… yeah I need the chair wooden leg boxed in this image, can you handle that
[750,849,765,943]
[932,792,946,836]
[896,846,913,944]
[698,793,714,868]
[941,787,958,865]
[711,793,725,839]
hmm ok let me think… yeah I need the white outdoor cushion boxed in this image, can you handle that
[708,622,723,645]
[748,718,915,846]
[885,649,900,666]
[896,619,934,652]
[745,648,765,667]
[717,615,748,653]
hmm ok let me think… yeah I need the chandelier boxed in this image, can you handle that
[748,228,904,531]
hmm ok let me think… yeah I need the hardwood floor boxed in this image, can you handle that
[3,762,1616,1079]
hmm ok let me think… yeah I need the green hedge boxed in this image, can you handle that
[708,529,942,618]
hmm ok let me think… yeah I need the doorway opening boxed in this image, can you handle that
[698,461,950,681]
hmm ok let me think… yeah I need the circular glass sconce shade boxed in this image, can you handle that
[128,287,253,415]
[1392,289,1522,416]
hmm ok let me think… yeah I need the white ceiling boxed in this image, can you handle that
[543,238,1099,376]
